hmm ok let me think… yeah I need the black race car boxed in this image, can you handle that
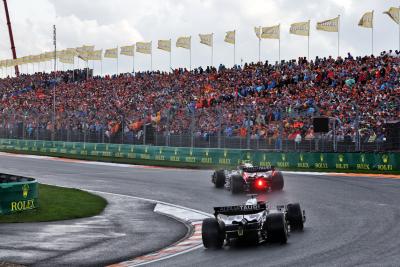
[211,163,284,194]
[202,196,306,248]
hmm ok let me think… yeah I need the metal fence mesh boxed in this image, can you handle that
[0,108,398,152]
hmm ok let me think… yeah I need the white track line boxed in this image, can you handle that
[37,181,212,267]
[0,151,340,176]
[79,190,212,267]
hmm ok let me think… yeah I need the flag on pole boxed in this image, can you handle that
[199,33,213,46]
[21,56,30,64]
[358,11,373,28]
[120,45,135,56]
[104,48,118,58]
[39,53,47,62]
[136,41,152,54]
[316,16,339,32]
[77,51,89,61]
[32,55,41,63]
[254,26,261,39]
[290,21,310,36]
[176,36,191,49]
[28,55,37,63]
[76,45,95,57]
[59,55,74,64]
[81,45,95,52]
[224,30,235,44]
[5,59,13,67]
[66,48,78,57]
[45,51,55,61]
[261,24,280,39]
[88,50,103,61]
[384,7,400,24]
[10,59,17,66]
[56,50,66,59]
[158,39,171,52]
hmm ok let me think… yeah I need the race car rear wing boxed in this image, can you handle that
[214,203,267,216]
[242,166,275,173]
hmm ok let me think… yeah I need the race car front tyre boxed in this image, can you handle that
[213,170,226,188]
[231,175,244,194]
[202,218,225,249]
[265,213,288,244]
[271,171,284,191]
[287,203,304,231]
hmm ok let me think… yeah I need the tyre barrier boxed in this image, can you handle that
[0,174,38,215]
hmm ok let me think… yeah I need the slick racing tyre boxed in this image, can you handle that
[271,171,284,191]
[202,218,225,249]
[231,175,244,194]
[287,203,304,231]
[213,170,226,188]
[265,213,288,244]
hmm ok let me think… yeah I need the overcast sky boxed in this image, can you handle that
[0,0,400,75]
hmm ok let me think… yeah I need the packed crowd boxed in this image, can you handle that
[0,51,399,144]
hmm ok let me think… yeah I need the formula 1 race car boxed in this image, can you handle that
[211,162,284,194]
[202,196,306,248]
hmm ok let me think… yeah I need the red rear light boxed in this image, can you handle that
[255,178,265,188]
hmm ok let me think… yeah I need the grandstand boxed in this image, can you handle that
[0,51,399,152]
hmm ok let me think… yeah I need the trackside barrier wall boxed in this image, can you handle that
[0,175,38,215]
[0,139,398,173]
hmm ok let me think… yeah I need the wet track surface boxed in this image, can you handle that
[1,154,400,266]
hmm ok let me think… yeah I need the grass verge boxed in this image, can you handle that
[0,184,107,223]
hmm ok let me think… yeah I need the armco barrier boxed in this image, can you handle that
[0,174,38,215]
[0,139,398,173]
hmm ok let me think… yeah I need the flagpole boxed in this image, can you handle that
[398,6,400,52]
[211,33,213,67]
[258,27,261,62]
[279,38,281,63]
[371,14,374,55]
[234,30,236,66]
[189,38,192,71]
[117,46,119,75]
[101,58,103,76]
[308,20,310,60]
[169,39,172,71]
[133,53,135,74]
[338,15,340,58]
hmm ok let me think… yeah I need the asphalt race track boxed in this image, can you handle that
[1,154,400,267]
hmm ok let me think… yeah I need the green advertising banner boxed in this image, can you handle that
[0,176,38,215]
[0,139,398,173]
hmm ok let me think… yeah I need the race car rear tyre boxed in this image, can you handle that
[287,203,304,231]
[213,170,226,188]
[202,218,225,249]
[271,171,284,191]
[265,213,288,244]
[231,175,244,194]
